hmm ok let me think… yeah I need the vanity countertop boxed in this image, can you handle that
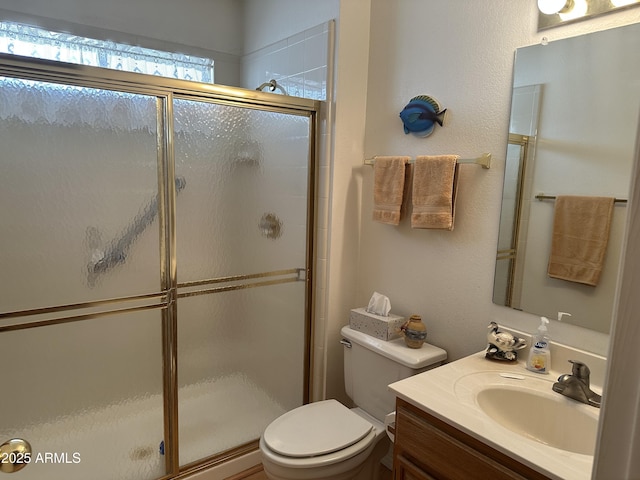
[389,352,599,480]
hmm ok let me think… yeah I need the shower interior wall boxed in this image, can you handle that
[240,21,331,100]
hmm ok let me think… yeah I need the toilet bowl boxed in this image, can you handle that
[260,401,388,480]
[260,326,447,480]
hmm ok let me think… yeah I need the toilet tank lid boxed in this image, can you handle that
[340,325,447,369]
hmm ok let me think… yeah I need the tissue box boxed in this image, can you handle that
[349,308,405,341]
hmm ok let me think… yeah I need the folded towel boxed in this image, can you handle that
[411,155,459,230]
[547,195,615,286]
[373,156,409,225]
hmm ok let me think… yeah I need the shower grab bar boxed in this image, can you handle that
[87,176,186,285]
[364,152,492,169]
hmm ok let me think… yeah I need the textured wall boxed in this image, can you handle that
[0,0,244,54]
[326,0,640,403]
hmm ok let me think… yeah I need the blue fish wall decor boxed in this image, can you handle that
[399,95,447,137]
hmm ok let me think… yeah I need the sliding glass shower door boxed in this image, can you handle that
[173,99,312,466]
[0,76,167,480]
[0,57,315,479]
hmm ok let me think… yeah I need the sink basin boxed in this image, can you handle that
[476,386,598,455]
[455,372,599,455]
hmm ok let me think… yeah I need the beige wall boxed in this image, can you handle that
[328,0,640,402]
[0,0,244,54]
[328,2,640,478]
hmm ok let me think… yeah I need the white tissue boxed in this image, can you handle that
[366,291,391,317]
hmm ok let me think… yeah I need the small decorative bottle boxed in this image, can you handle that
[401,315,427,349]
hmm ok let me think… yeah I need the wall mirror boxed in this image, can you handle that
[493,22,640,334]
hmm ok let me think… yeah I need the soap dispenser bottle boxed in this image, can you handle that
[527,317,551,374]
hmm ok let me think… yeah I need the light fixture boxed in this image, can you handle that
[559,0,588,19]
[538,0,640,30]
[537,0,574,14]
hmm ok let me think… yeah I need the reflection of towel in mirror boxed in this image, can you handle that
[372,156,409,225]
[547,195,615,286]
[411,155,459,230]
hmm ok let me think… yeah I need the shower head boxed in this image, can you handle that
[256,79,277,92]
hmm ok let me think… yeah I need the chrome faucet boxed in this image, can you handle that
[552,360,602,408]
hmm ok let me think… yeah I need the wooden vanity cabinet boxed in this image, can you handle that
[392,398,550,480]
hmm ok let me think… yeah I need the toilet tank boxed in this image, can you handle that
[341,325,447,422]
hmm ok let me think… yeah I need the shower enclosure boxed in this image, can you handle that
[0,54,317,479]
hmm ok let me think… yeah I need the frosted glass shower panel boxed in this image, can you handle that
[177,284,305,466]
[0,77,161,312]
[0,310,165,480]
[173,97,311,465]
[173,98,311,281]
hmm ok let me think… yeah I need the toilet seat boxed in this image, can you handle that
[263,400,373,458]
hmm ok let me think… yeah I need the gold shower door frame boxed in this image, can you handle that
[495,133,530,308]
[0,53,318,479]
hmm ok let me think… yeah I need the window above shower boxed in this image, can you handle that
[0,21,215,83]
[0,14,334,102]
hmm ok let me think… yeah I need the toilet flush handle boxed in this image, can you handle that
[340,339,352,348]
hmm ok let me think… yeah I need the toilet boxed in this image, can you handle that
[259,325,447,480]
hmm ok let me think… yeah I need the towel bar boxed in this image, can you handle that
[535,193,627,204]
[364,152,491,169]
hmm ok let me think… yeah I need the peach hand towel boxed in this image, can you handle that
[373,156,409,225]
[411,155,459,230]
[547,195,615,286]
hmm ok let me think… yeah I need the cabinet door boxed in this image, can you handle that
[394,454,437,480]
[394,399,549,480]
